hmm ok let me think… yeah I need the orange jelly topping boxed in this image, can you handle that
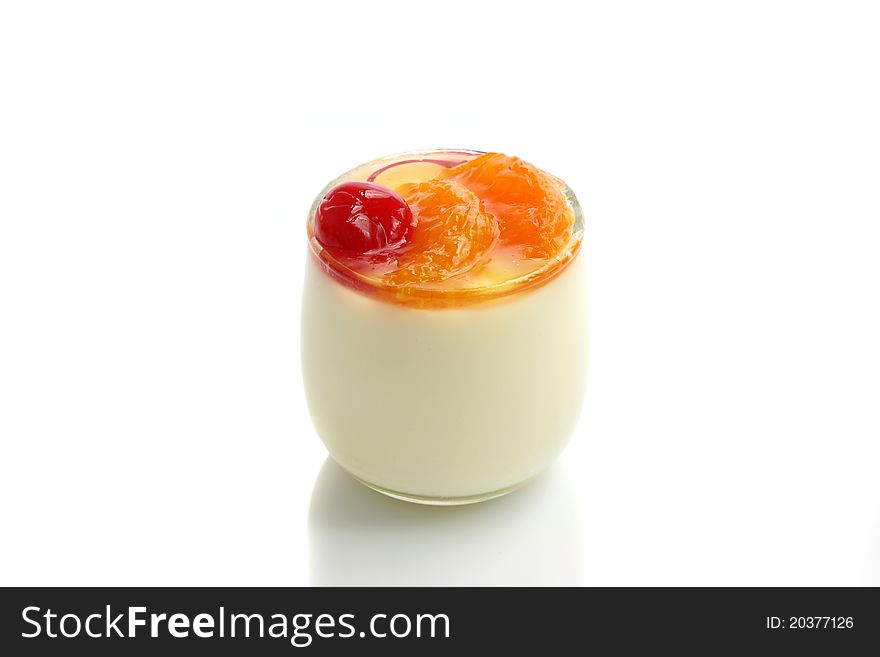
[308,151,582,307]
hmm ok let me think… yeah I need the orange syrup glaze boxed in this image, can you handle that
[307,152,583,309]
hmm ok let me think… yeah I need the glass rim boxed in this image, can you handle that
[306,149,584,307]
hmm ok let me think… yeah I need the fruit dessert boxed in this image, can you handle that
[302,150,586,504]
[308,150,581,306]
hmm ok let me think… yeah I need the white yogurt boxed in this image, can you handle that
[301,251,588,502]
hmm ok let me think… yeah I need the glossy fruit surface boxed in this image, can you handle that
[314,181,414,255]
[441,153,571,258]
[388,179,499,284]
[307,151,581,307]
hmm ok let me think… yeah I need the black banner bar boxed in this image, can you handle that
[1,587,877,654]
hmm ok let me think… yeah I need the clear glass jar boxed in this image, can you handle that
[301,150,587,505]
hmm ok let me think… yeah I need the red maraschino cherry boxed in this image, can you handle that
[314,181,415,255]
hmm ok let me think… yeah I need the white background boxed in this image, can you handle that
[2,1,879,586]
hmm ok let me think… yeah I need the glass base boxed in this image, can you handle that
[352,474,527,506]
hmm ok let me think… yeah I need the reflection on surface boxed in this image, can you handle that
[308,458,582,586]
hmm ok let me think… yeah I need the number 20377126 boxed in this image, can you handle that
[766,617,854,629]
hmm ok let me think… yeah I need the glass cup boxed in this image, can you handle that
[302,150,587,505]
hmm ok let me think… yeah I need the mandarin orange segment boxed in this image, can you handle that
[441,153,573,259]
[386,179,499,285]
